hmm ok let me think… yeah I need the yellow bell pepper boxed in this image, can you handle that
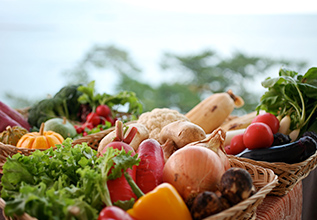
[127,182,192,220]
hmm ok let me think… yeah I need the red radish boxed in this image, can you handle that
[82,121,94,130]
[136,139,165,194]
[98,206,136,220]
[96,104,112,118]
[106,146,137,203]
[100,120,139,203]
[86,112,101,127]
[105,115,115,126]
[0,110,23,132]
[74,125,84,134]
[0,101,31,131]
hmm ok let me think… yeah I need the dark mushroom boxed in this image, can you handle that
[219,167,254,205]
[190,191,225,220]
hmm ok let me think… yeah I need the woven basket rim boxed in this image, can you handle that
[202,158,278,220]
[230,150,317,168]
[0,142,52,151]
[229,150,317,196]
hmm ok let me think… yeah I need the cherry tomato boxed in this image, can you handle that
[243,122,274,150]
[96,104,112,118]
[86,112,101,127]
[251,113,280,134]
[225,134,246,155]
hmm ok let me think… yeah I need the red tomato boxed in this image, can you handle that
[225,134,246,155]
[251,113,280,134]
[243,122,274,150]
[96,104,111,118]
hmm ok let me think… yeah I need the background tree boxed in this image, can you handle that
[156,50,307,114]
[63,44,142,85]
[6,44,308,114]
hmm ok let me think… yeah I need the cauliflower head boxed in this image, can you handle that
[137,108,189,142]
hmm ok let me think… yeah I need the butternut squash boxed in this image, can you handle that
[185,90,244,134]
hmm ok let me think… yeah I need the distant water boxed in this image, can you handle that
[0,4,316,107]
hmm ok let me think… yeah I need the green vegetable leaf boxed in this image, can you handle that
[108,149,140,180]
[256,67,317,137]
[1,139,140,219]
[77,80,143,120]
[302,67,317,86]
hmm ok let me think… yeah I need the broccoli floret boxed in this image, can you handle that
[28,99,60,128]
[54,84,83,120]
[28,84,83,129]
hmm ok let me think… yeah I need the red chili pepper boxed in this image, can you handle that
[98,206,136,220]
[136,139,165,193]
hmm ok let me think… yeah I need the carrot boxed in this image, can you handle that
[136,139,165,194]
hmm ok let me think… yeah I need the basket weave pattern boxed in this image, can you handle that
[229,151,317,196]
[0,143,43,171]
[202,158,278,220]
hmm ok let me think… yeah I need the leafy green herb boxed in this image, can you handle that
[77,81,143,120]
[1,138,140,220]
[256,67,317,135]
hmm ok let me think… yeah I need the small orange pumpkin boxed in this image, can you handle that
[16,123,64,149]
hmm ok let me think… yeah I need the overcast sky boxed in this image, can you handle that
[1,0,317,107]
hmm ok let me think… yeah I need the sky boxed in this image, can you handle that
[1,0,317,107]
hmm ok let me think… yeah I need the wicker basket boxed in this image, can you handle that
[0,121,278,220]
[202,158,278,220]
[0,121,138,171]
[0,143,48,172]
[0,157,277,220]
[229,151,317,196]
[71,126,115,150]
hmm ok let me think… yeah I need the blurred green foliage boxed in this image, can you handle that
[7,44,308,115]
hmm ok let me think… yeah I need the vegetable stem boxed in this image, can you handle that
[124,172,144,199]
[293,82,306,127]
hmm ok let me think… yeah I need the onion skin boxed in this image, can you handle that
[162,146,226,204]
[218,148,231,171]
[185,128,230,172]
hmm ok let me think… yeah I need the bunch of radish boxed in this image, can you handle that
[75,104,116,136]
